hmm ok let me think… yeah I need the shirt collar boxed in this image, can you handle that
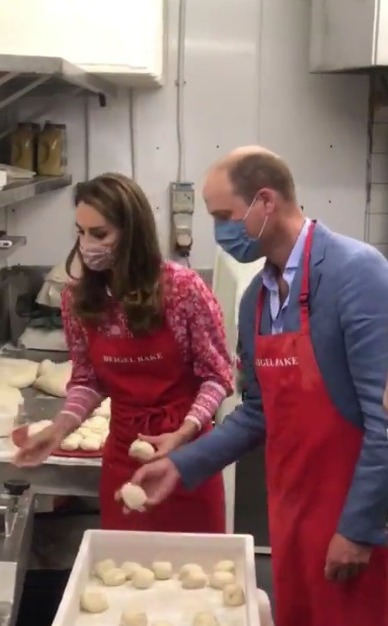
[263,217,310,284]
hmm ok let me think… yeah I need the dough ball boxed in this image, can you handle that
[214,559,235,575]
[132,567,155,589]
[76,426,92,438]
[181,569,207,589]
[192,612,220,626]
[94,558,116,579]
[120,482,147,511]
[0,357,39,388]
[60,433,82,451]
[120,611,148,626]
[209,570,235,589]
[86,415,108,432]
[222,583,246,607]
[129,439,155,462]
[0,384,24,408]
[37,359,55,376]
[178,563,203,579]
[101,430,109,444]
[121,561,142,580]
[151,561,173,580]
[93,397,111,418]
[101,567,126,586]
[34,361,71,397]
[80,436,102,451]
[28,420,52,437]
[257,589,273,626]
[80,590,108,613]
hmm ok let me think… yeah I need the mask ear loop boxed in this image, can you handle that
[243,195,268,240]
[257,215,268,239]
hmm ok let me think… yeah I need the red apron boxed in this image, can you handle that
[255,222,388,626]
[87,317,225,533]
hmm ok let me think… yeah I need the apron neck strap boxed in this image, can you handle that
[255,220,316,335]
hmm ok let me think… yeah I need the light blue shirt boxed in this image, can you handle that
[262,218,310,334]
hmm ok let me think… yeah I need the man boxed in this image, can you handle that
[129,146,388,626]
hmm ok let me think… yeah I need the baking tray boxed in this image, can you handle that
[12,425,103,459]
[52,530,260,626]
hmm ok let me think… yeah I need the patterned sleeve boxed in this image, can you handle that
[60,287,106,423]
[175,269,233,428]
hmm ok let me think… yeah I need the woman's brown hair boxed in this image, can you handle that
[66,173,163,334]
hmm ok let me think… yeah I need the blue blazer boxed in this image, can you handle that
[170,222,388,544]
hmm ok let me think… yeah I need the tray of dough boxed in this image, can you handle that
[52,530,260,626]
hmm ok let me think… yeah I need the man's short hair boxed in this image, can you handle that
[226,153,296,204]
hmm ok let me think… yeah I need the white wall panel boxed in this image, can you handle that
[3,0,370,268]
[258,0,369,241]
[368,107,388,252]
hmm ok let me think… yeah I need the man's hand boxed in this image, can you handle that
[137,432,185,461]
[138,420,198,461]
[131,458,180,506]
[324,533,371,582]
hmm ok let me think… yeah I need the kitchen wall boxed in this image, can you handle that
[2,0,373,269]
[367,102,388,257]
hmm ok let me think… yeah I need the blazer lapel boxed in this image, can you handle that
[283,221,329,331]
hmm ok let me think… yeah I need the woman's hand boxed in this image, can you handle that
[138,420,198,461]
[13,423,65,467]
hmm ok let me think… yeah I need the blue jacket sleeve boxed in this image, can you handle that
[337,246,388,544]
[169,293,266,490]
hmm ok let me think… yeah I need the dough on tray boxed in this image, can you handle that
[132,567,155,589]
[76,425,92,438]
[192,612,220,626]
[60,433,82,451]
[93,397,111,418]
[80,436,102,451]
[129,439,155,462]
[0,358,39,388]
[214,559,235,574]
[121,561,142,580]
[209,570,235,589]
[101,567,126,586]
[34,361,72,397]
[80,590,108,613]
[120,611,148,626]
[85,415,108,432]
[120,482,147,511]
[0,384,24,411]
[178,563,203,579]
[181,569,207,589]
[95,559,116,579]
[151,561,173,580]
[222,582,246,607]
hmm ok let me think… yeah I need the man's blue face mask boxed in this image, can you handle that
[214,197,268,264]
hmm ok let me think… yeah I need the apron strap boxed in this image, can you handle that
[298,220,316,332]
[255,220,316,335]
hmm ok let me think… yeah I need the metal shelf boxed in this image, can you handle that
[0,236,26,261]
[0,54,117,109]
[0,175,72,209]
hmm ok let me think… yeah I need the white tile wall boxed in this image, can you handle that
[368,105,388,254]
[0,0,371,268]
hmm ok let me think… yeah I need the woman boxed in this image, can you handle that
[15,173,233,533]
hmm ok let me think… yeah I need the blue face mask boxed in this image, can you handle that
[214,218,263,263]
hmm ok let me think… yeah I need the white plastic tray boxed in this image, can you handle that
[53,530,260,626]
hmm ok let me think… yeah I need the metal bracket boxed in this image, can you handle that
[0,75,50,111]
